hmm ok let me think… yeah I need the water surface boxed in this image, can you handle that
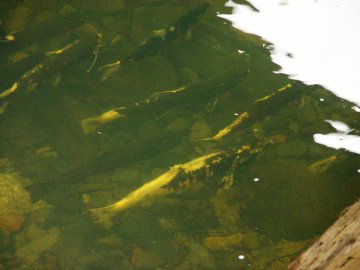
[0,1,359,269]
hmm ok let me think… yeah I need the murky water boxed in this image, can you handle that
[0,1,359,269]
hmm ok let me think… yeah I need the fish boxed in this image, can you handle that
[78,128,189,175]
[0,30,99,104]
[0,12,85,51]
[309,155,337,173]
[36,128,189,188]
[0,53,44,90]
[81,71,247,134]
[90,145,258,227]
[204,82,307,141]
[100,2,210,81]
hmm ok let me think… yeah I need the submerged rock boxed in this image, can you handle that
[240,158,352,240]
[241,231,266,250]
[15,226,60,267]
[182,242,216,269]
[131,245,165,269]
[275,140,308,157]
[130,3,186,44]
[96,0,127,13]
[6,6,33,33]
[0,173,32,234]
[111,167,142,187]
[189,120,212,141]
[80,250,133,270]
[210,190,243,234]
[177,67,200,84]
[203,233,244,251]
[298,96,324,123]
[223,251,248,269]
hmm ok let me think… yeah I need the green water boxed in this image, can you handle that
[0,1,359,269]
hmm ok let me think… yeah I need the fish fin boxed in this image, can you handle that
[90,207,116,228]
[99,60,121,81]
[0,100,9,114]
[81,116,102,134]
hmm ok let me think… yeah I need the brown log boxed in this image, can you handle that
[288,198,360,270]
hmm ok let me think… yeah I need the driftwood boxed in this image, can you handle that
[288,198,360,270]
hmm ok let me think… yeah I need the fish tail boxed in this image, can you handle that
[90,206,117,228]
[81,116,102,134]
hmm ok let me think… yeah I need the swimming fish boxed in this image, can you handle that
[100,2,210,81]
[81,71,247,134]
[0,12,85,50]
[309,155,337,173]
[0,30,99,104]
[204,83,297,141]
[90,145,257,227]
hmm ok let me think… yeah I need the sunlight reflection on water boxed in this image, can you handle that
[220,0,360,154]
[220,0,360,106]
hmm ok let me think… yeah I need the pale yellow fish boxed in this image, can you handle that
[309,155,337,173]
[90,152,224,227]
